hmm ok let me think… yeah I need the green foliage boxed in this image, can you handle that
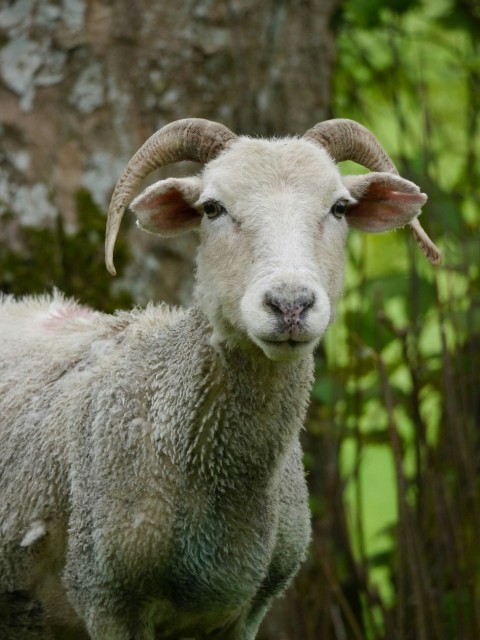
[343,0,421,29]
[282,1,480,638]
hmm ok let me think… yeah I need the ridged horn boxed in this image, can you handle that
[303,118,442,265]
[106,118,237,275]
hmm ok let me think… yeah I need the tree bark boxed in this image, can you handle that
[0,0,339,308]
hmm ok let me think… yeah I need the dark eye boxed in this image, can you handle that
[203,200,226,219]
[330,199,349,219]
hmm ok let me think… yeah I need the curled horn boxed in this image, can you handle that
[105,118,237,275]
[303,119,442,265]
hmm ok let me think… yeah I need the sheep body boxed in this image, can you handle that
[0,292,311,639]
[0,123,433,639]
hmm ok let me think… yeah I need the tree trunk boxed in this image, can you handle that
[0,1,340,637]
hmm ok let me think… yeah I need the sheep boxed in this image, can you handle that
[0,118,441,640]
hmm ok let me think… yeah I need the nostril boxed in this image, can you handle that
[264,294,284,317]
[298,292,315,315]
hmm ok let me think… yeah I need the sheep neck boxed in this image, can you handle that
[150,305,314,496]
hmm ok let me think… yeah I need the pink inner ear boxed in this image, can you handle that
[361,182,426,204]
[145,189,199,233]
[347,182,427,233]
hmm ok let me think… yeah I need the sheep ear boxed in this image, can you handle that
[130,177,203,236]
[342,172,428,233]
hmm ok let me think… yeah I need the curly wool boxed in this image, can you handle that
[0,292,312,639]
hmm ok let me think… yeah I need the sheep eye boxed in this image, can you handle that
[203,200,226,219]
[330,199,349,219]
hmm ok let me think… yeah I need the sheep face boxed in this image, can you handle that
[131,139,346,361]
[195,139,350,362]
[131,137,426,362]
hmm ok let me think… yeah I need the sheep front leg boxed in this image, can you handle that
[65,585,153,640]
[82,608,153,640]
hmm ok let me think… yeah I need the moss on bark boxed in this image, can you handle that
[0,189,131,313]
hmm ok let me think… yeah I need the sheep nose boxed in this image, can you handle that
[264,291,315,327]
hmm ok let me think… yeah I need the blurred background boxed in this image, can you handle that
[0,0,479,638]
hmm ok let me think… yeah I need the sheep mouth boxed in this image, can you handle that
[263,338,304,348]
[254,335,319,362]
[261,334,315,346]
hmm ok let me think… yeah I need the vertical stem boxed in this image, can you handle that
[314,544,366,640]
[374,292,447,640]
